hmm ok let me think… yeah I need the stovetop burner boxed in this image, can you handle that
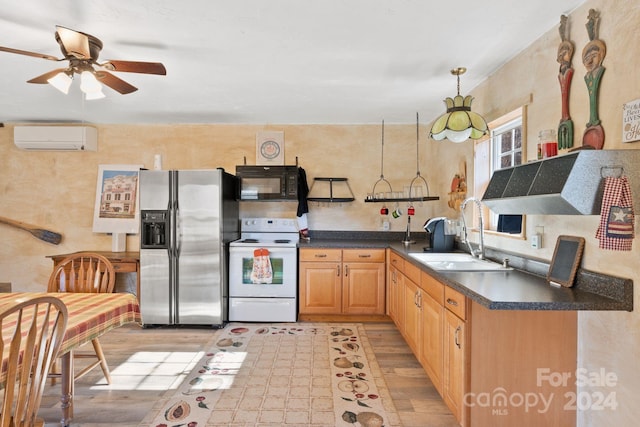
[275,239,291,244]
[240,238,259,243]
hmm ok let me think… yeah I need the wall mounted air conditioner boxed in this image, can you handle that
[14,126,98,151]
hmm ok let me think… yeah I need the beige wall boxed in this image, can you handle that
[0,0,638,424]
[0,123,469,291]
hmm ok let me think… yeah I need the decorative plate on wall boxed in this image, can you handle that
[256,131,284,165]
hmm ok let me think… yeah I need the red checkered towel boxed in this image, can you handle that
[595,176,635,251]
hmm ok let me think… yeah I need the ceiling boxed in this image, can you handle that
[0,0,586,125]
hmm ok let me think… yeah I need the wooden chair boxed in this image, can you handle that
[47,252,115,384]
[0,296,68,427]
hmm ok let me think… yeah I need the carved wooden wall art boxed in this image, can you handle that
[557,15,575,149]
[582,9,606,149]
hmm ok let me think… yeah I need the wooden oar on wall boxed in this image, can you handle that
[0,215,63,245]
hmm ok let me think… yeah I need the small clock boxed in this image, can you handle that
[256,131,285,164]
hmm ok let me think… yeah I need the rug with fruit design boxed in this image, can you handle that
[139,323,401,427]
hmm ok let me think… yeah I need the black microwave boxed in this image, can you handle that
[235,165,298,201]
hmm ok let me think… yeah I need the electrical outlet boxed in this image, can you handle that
[531,233,542,249]
[531,225,544,249]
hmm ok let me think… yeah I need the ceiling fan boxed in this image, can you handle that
[0,25,166,97]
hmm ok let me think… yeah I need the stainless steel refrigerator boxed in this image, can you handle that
[139,168,239,326]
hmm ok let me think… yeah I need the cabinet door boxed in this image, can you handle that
[387,265,399,322]
[342,262,385,314]
[299,261,342,314]
[402,276,421,355]
[420,292,444,395]
[443,309,465,424]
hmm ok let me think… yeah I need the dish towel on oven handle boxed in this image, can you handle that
[251,248,273,284]
[595,176,635,251]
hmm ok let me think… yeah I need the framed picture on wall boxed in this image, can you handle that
[92,164,143,234]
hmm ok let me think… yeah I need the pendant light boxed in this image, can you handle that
[429,67,488,143]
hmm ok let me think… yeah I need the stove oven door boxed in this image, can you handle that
[228,245,297,297]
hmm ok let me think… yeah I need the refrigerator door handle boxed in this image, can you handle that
[175,204,182,257]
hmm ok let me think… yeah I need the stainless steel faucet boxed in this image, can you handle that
[460,197,485,259]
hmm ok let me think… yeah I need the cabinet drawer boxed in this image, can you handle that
[299,248,342,262]
[444,287,466,320]
[112,262,137,273]
[421,271,444,305]
[404,260,421,285]
[388,251,405,272]
[342,248,385,263]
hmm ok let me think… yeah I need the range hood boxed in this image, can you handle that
[482,150,640,215]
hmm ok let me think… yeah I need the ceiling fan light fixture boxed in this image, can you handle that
[429,67,488,143]
[47,71,73,94]
[84,89,105,100]
[80,70,102,95]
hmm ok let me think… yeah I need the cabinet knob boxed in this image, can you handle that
[315,254,327,258]
[446,298,459,307]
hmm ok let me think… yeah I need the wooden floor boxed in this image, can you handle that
[39,322,458,427]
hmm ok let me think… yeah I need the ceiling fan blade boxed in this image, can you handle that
[101,60,166,75]
[27,68,69,84]
[95,71,138,94]
[0,46,60,61]
[55,25,91,59]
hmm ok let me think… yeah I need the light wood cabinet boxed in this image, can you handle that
[402,274,420,353]
[390,251,578,427]
[387,251,404,323]
[419,271,444,395]
[443,297,466,425]
[401,263,422,355]
[298,261,342,314]
[388,255,467,425]
[299,248,385,315]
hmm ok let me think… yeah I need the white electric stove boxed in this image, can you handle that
[228,218,299,322]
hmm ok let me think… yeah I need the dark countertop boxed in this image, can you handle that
[298,233,633,312]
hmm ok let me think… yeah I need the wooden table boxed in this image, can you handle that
[0,292,141,426]
[48,251,140,298]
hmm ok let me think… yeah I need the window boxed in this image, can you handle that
[493,118,522,171]
[474,107,526,238]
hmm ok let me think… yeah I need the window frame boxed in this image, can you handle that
[473,107,527,240]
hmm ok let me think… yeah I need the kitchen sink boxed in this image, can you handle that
[408,252,512,272]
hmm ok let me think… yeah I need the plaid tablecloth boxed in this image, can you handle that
[1,292,141,378]
[0,292,141,424]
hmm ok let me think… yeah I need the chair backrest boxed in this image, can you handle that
[0,296,68,427]
[47,252,116,294]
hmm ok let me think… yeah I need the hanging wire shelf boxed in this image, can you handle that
[364,115,439,203]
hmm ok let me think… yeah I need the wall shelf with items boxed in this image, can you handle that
[307,177,355,203]
[364,196,440,203]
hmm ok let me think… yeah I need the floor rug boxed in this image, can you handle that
[139,323,401,427]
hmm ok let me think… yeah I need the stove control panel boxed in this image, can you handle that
[241,218,298,233]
